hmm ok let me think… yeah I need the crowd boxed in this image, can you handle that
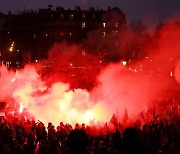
[0,95,180,154]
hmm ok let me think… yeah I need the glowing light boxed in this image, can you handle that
[12,77,16,82]
[82,22,86,28]
[19,105,24,113]
[35,60,38,63]
[85,111,93,121]
[122,61,127,65]
[170,71,173,77]
[9,47,13,52]
[9,42,15,51]
[70,14,74,20]
[60,103,66,111]
[103,22,106,28]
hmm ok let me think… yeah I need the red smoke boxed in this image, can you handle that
[0,21,179,127]
[92,22,180,120]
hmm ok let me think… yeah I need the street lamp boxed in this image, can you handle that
[9,41,14,52]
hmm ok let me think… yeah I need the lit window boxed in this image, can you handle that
[82,22,86,28]
[61,14,64,19]
[82,14,86,20]
[102,32,106,36]
[103,22,106,28]
[6,61,9,67]
[115,23,119,27]
[33,34,36,39]
[70,14,74,20]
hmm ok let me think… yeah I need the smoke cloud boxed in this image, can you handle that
[0,20,179,127]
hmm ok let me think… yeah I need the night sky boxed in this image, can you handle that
[0,0,180,27]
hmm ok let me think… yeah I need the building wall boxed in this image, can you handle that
[0,14,7,65]
[1,7,126,67]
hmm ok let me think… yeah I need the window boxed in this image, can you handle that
[102,32,106,37]
[33,34,36,39]
[103,23,106,28]
[115,23,119,28]
[70,14,74,20]
[61,14,64,19]
[82,22,86,28]
[82,14,86,20]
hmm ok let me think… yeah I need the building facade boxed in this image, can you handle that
[0,7,126,67]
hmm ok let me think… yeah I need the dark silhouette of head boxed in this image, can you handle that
[123,127,138,144]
